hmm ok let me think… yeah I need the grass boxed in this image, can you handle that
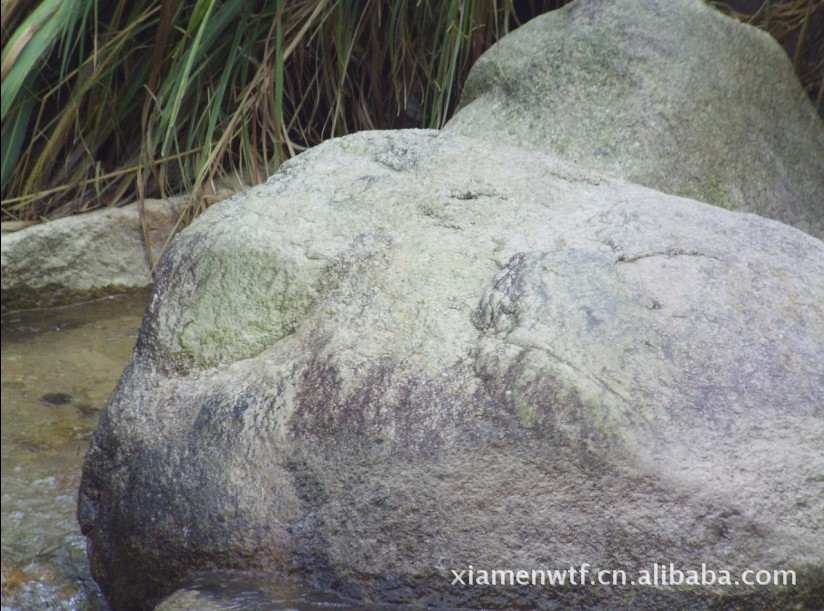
[1,0,820,232]
[0,0,566,225]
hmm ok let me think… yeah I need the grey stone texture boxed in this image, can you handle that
[78,1,824,608]
[445,0,824,237]
[79,130,824,609]
[1,198,184,312]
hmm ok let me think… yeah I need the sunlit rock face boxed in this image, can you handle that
[79,1,824,608]
[445,0,824,238]
[79,129,823,610]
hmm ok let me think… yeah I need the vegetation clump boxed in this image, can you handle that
[1,0,819,226]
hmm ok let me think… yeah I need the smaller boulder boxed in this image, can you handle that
[1,198,184,311]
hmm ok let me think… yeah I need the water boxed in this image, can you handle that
[0,294,375,610]
[1,294,148,610]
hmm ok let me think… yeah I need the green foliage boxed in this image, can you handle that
[0,0,561,222]
[0,0,818,225]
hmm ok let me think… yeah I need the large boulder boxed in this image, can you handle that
[79,129,824,610]
[445,0,824,238]
[1,198,184,312]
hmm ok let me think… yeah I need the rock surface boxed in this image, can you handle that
[79,129,824,610]
[445,0,824,238]
[1,198,184,312]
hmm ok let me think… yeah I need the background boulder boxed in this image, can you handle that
[79,130,824,609]
[445,0,824,238]
[1,199,183,312]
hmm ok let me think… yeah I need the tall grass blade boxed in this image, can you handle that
[1,97,33,199]
[1,0,77,118]
[1,0,817,225]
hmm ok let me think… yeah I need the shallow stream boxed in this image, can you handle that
[1,294,364,610]
[2,294,146,609]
